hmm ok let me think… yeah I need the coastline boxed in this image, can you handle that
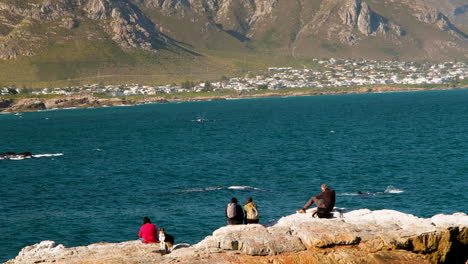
[1,86,467,114]
[4,209,468,264]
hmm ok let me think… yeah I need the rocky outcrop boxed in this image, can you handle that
[6,98,46,111]
[0,96,143,113]
[84,0,171,50]
[85,0,169,50]
[338,0,404,37]
[144,0,192,11]
[415,8,467,38]
[0,98,13,108]
[5,209,468,264]
[214,0,278,36]
[0,0,85,59]
[137,0,278,37]
[0,0,170,60]
[196,209,468,263]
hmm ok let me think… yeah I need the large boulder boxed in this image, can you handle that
[195,208,467,263]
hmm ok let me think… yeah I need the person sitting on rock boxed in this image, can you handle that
[244,197,260,224]
[225,197,244,225]
[138,217,159,243]
[298,184,336,218]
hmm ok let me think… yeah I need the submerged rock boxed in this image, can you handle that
[4,209,468,264]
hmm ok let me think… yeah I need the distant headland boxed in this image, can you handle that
[1,86,467,114]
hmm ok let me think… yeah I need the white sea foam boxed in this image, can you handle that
[7,157,27,160]
[340,193,361,196]
[384,185,404,194]
[32,153,64,158]
[1,153,63,160]
[180,185,267,193]
[339,185,404,196]
[228,186,263,191]
[340,191,381,196]
[191,118,214,122]
[181,187,224,193]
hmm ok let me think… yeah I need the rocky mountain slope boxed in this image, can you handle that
[4,209,468,264]
[0,0,466,85]
[422,0,468,28]
[0,0,175,60]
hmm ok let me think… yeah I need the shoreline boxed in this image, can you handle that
[4,209,468,264]
[1,86,467,114]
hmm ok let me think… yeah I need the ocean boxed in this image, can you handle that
[1,89,468,262]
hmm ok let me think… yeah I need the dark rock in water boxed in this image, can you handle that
[0,152,33,160]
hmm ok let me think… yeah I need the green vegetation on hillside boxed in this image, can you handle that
[0,0,466,88]
[0,36,323,88]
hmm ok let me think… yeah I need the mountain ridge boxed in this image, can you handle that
[0,0,466,86]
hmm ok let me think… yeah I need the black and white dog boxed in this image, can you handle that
[159,228,174,252]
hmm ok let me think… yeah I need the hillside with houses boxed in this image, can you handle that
[1,59,466,97]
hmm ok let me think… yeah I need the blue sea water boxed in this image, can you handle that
[1,89,468,262]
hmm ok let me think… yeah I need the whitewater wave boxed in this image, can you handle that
[340,193,361,196]
[180,187,224,193]
[339,185,404,196]
[179,185,268,193]
[384,185,404,194]
[190,118,215,123]
[1,153,64,160]
[33,153,64,158]
[228,186,264,191]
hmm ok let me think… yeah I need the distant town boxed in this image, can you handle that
[1,59,466,96]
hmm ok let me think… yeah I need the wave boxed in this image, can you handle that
[180,187,224,193]
[1,153,63,160]
[179,185,268,193]
[228,186,264,191]
[339,185,404,196]
[190,118,215,122]
[32,153,64,158]
[339,193,361,196]
[384,185,404,194]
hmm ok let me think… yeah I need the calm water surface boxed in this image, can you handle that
[1,89,468,261]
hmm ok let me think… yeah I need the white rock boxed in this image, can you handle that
[14,240,66,261]
[431,212,468,228]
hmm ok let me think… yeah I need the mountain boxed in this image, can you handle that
[421,0,468,30]
[0,0,466,86]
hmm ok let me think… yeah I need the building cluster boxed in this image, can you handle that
[1,59,466,96]
[226,59,466,91]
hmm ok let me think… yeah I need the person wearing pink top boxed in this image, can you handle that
[138,217,159,243]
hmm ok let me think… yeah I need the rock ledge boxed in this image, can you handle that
[4,209,468,264]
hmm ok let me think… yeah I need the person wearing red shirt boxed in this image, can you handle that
[138,217,159,243]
